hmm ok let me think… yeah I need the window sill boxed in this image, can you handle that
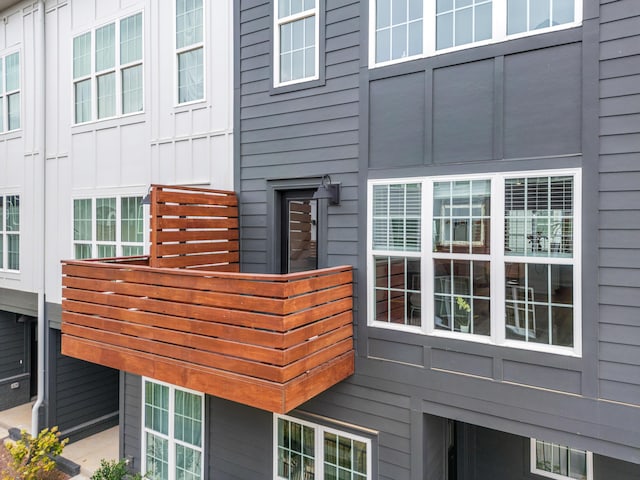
[270,76,325,96]
[72,111,146,132]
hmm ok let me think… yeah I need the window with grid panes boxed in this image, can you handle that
[176,0,204,103]
[531,439,592,480]
[275,415,371,480]
[73,195,145,259]
[371,0,581,66]
[0,195,20,271]
[0,52,20,131]
[368,170,581,355]
[73,12,143,123]
[274,0,319,86]
[143,379,204,480]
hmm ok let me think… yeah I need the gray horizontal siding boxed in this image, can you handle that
[237,0,360,272]
[598,0,640,406]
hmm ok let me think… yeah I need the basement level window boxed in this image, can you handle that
[531,439,593,480]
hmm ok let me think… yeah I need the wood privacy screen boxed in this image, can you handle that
[61,185,354,413]
[149,185,239,271]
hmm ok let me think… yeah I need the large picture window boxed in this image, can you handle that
[531,439,592,480]
[73,12,143,123]
[274,0,319,86]
[0,52,20,132]
[368,169,581,355]
[0,195,20,271]
[176,0,204,103]
[73,195,145,259]
[143,379,204,480]
[370,0,582,66]
[274,415,371,480]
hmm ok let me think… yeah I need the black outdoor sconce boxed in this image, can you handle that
[312,174,341,206]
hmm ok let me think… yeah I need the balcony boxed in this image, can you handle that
[61,185,354,414]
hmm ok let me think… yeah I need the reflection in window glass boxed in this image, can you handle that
[533,439,590,480]
[436,0,492,50]
[507,0,575,35]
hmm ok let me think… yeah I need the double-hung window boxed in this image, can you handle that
[0,195,20,271]
[274,0,319,86]
[371,0,582,65]
[73,12,143,123]
[73,195,145,259]
[143,379,204,480]
[274,415,371,479]
[176,0,204,104]
[0,52,20,132]
[531,439,592,480]
[368,169,581,355]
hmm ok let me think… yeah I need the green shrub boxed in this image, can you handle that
[2,426,68,480]
[90,458,145,480]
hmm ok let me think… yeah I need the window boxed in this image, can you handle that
[0,52,20,131]
[368,169,581,355]
[176,0,204,103]
[274,415,372,480]
[531,439,592,480]
[73,12,143,123]
[0,195,19,271]
[73,195,145,259]
[274,0,319,86]
[143,379,204,480]
[370,0,581,65]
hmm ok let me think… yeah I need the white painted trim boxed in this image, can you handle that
[71,9,145,125]
[174,0,206,106]
[273,413,373,480]
[141,377,205,480]
[273,0,320,88]
[367,168,582,356]
[369,0,582,69]
[0,192,21,273]
[530,438,593,480]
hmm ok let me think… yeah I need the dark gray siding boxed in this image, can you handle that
[122,374,272,478]
[598,0,640,407]
[47,329,118,441]
[469,424,640,480]
[0,310,30,410]
[237,0,360,273]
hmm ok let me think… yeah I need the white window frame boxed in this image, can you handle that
[141,378,205,480]
[72,10,144,124]
[72,193,148,259]
[530,439,593,480]
[369,0,583,68]
[273,414,372,480]
[273,0,320,87]
[367,168,582,357]
[0,193,20,272]
[174,0,206,105]
[0,50,21,133]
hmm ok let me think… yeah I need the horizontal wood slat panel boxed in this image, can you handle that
[61,184,353,413]
[61,259,354,412]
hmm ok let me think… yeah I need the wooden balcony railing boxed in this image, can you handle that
[61,185,354,413]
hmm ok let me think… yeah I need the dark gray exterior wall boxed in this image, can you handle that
[45,328,119,441]
[0,310,31,410]
[236,0,360,273]
[598,0,640,407]
[112,0,640,477]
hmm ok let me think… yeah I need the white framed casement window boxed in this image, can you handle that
[369,0,582,67]
[72,11,143,124]
[0,194,20,271]
[531,439,593,480]
[367,169,582,356]
[274,414,372,480]
[72,195,146,259]
[176,0,205,104]
[273,0,319,87]
[0,51,21,132]
[142,378,205,480]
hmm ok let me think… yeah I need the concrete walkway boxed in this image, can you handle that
[0,402,119,479]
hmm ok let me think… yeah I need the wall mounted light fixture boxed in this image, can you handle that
[312,175,340,206]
